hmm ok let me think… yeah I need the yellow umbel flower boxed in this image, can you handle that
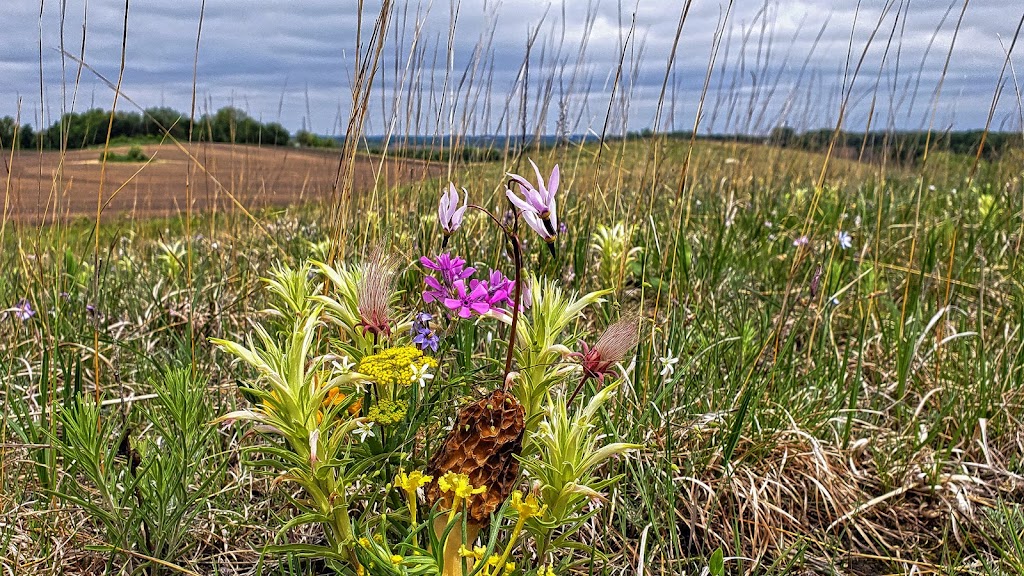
[357,346,437,388]
[509,490,546,520]
[390,554,404,565]
[367,399,408,425]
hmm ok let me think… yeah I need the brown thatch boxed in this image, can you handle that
[425,389,525,523]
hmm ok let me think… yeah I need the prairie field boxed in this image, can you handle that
[2,2,1024,576]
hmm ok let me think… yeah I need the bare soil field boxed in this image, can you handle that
[1,143,442,222]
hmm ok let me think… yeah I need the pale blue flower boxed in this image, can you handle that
[837,230,852,250]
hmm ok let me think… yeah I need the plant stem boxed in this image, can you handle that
[466,203,524,386]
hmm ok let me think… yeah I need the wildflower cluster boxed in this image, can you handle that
[421,252,516,318]
[212,160,639,576]
[357,345,437,389]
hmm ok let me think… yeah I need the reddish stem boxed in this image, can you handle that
[466,203,523,387]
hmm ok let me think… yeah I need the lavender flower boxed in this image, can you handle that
[411,312,440,352]
[793,235,809,247]
[11,299,34,321]
[438,182,468,239]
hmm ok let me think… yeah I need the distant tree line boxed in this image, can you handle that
[617,126,1023,164]
[0,106,301,151]
[764,126,1023,163]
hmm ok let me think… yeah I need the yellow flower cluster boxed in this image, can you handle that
[395,470,432,495]
[395,469,432,524]
[457,547,515,576]
[438,471,487,499]
[509,490,546,520]
[367,399,408,425]
[357,346,437,388]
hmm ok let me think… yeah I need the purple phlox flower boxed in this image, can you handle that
[506,159,560,253]
[411,312,440,352]
[11,299,35,321]
[420,253,474,285]
[443,279,492,319]
[438,182,468,238]
[837,230,852,250]
[422,276,448,304]
[483,269,515,308]
[420,253,475,304]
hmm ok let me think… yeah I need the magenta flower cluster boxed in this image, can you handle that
[420,253,515,318]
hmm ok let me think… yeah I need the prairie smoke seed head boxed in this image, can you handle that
[356,248,399,337]
[576,316,641,384]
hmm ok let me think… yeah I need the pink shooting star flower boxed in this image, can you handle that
[438,183,468,244]
[506,159,560,255]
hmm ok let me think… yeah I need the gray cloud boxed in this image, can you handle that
[1,0,1021,135]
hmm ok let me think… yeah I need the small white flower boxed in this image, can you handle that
[410,362,434,389]
[792,235,809,247]
[332,356,355,374]
[659,354,679,378]
[353,420,375,442]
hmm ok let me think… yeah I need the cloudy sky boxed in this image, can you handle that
[2,0,1022,136]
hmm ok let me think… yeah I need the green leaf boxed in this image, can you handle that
[709,547,724,576]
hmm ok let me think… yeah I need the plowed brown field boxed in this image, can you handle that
[1,143,441,222]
